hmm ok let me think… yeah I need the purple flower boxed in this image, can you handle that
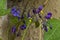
[36,5,43,13]
[12,26,16,33]
[36,9,40,13]
[11,7,16,14]
[45,12,52,19]
[12,11,20,17]
[38,5,43,11]
[45,15,51,19]
[20,24,26,30]
[11,7,20,17]
[47,12,52,16]
[33,5,43,14]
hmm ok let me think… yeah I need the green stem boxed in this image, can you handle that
[22,23,31,40]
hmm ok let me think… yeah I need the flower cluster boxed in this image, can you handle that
[32,5,52,32]
[11,5,53,35]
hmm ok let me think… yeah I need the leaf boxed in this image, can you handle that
[0,0,10,16]
[0,9,10,16]
[44,18,60,40]
[0,0,6,9]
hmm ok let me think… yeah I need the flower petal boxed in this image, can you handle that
[12,26,16,33]
[20,24,26,30]
[47,12,52,16]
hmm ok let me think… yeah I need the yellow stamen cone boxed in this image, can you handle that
[29,18,32,23]
[29,20,31,22]
[40,10,44,14]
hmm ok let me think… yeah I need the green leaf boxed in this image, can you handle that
[0,9,10,16]
[44,18,60,40]
[0,0,6,9]
[0,0,10,16]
